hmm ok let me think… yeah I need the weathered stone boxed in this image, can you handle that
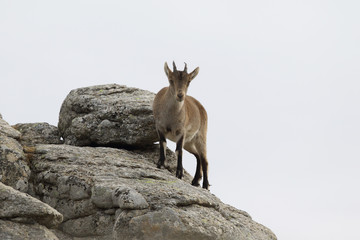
[55,199,97,221]
[59,212,114,237]
[51,229,73,240]
[13,122,63,146]
[0,220,59,240]
[0,115,21,139]
[58,84,158,147]
[0,117,30,192]
[91,183,114,209]
[0,102,277,240]
[113,207,210,240]
[67,176,92,200]
[113,204,274,240]
[28,144,276,239]
[0,182,63,228]
[112,186,149,210]
[52,229,111,240]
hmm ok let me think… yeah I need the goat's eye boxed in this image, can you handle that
[169,80,174,85]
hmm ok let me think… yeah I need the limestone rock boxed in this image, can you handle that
[59,212,115,238]
[112,186,149,210]
[27,144,276,240]
[58,84,158,148]
[0,182,63,228]
[0,117,30,192]
[0,86,278,240]
[91,183,115,209]
[0,220,59,240]
[0,115,21,139]
[55,199,97,221]
[13,122,63,146]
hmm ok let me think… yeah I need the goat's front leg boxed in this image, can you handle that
[175,136,184,179]
[157,131,166,169]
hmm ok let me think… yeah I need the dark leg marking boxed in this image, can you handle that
[157,131,166,169]
[201,154,209,189]
[176,136,184,179]
[191,154,202,187]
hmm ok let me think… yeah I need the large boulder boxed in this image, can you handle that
[26,144,277,240]
[0,115,30,192]
[0,182,63,228]
[0,182,62,240]
[58,84,158,148]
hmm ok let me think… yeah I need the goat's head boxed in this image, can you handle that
[164,61,199,102]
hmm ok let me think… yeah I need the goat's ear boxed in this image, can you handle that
[189,67,199,81]
[164,62,172,78]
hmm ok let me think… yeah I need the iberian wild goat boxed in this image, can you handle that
[153,62,209,189]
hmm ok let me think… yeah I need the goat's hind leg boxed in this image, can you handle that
[191,153,203,187]
[184,143,203,187]
[191,141,209,189]
[201,154,209,189]
[157,131,166,169]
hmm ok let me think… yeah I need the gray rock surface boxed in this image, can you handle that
[0,182,63,228]
[112,186,149,209]
[0,116,30,192]
[13,122,63,146]
[58,84,158,148]
[0,220,59,240]
[26,143,276,240]
[0,116,63,240]
[0,114,21,139]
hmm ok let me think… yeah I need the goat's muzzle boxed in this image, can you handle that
[177,92,184,102]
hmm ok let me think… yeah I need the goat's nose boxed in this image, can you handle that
[177,92,184,99]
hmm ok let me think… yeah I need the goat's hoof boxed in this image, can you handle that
[176,169,183,179]
[156,160,165,169]
[191,180,200,187]
[202,182,210,190]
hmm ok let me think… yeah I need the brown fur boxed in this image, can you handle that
[153,62,209,189]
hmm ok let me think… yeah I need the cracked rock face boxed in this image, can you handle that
[58,84,158,148]
[26,144,276,240]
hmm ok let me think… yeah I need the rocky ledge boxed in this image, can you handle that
[0,84,277,240]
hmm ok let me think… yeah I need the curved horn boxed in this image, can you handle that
[172,61,177,72]
[184,62,188,73]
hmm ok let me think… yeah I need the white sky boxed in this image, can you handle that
[1,1,360,239]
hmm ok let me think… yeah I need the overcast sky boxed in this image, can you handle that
[1,1,360,239]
